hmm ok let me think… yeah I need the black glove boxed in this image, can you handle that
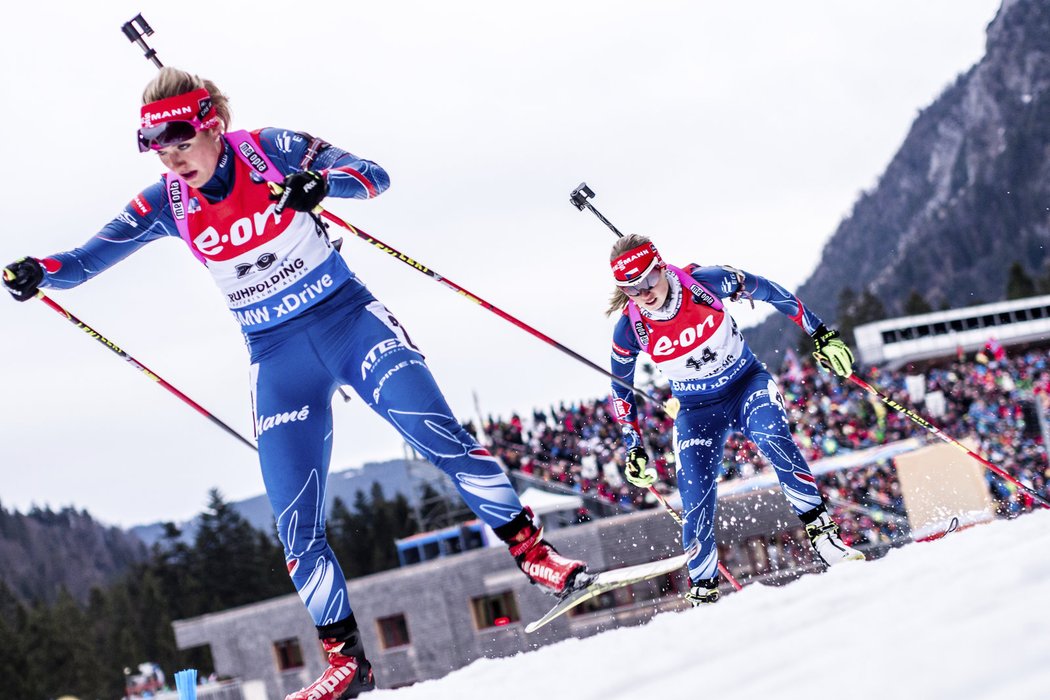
[812,325,855,378]
[2,257,44,302]
[271,170,328,214]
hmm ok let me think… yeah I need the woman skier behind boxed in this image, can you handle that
[605,234,863,605]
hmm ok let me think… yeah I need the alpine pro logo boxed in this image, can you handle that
[274,130,304,154]
[360,338,407,380]
[117,211,139,228]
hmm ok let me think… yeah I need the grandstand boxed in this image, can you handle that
[853,294,1050,369]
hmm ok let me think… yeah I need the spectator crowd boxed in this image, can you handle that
[465,343,1050,564]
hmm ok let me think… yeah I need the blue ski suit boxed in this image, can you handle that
[36,128,525,626]
[610,263,826,583]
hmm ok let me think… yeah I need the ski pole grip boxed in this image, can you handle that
[121,23,140,42]
[570,182,594,210]
[121,13,154,41]
[121,14,164,68]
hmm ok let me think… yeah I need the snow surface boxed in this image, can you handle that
[374,511,1050,700]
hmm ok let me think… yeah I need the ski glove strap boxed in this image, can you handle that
[2,257,44,302]
[271,170,329,214]
[812,325,854,378]
[624,446,656,488]
[621,423,642,451]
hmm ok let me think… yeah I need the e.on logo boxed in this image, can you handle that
[652,317,716,356]
[193,204,282,257]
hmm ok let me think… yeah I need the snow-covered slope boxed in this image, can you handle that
[375,511,1050,700]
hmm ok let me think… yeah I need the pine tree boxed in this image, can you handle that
[44,589,98,696]
[86,586,126,699]
[327,497,361,579]
[1036,259,1050,294]
[327,489,426,579]
[133,569,179,675]
[854,289,888,325]
[903,289,934,315]
[0,581,29,700]
[1006,260,1036,299]
[192,489,288,612]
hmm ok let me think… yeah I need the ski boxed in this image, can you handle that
[525,543,699,633]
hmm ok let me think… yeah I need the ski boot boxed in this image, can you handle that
[801,506,866,566]
[285,614,375,700]
[496,507,591,597]
[685,578,720,606]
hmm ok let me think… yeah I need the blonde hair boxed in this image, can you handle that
[605,233,654,317]
[142,67,231,130]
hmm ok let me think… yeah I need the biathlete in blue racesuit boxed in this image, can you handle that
[605,234,864,605]
[2,67,589,700]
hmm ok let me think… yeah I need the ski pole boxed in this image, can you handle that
[646,485,743,591]
[846,373,1050,509]
[121,14,164,68]
[570,183,625,238]
[311,205,658,404]
[20,286,258,452]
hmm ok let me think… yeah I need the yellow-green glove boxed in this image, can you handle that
[625,446,657,487]
[812,326,855,378]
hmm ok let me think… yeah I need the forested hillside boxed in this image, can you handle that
[0,487,421,699]
[0,502,148,605]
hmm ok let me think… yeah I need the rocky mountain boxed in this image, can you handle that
[747,0,1050,362]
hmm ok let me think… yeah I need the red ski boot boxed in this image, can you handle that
[285,615,375,700]
[496,507,590,597]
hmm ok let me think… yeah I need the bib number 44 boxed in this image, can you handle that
[685,347,717,371]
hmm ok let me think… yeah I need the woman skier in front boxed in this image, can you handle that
[2,67,589,700]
